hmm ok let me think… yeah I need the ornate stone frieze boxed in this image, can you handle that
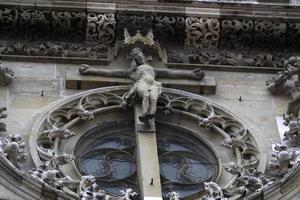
[0,41,108,59]
[0,8,18,39]
[51,11,86,41]
[185,17,220,49]
[154,15,185,45]
[86,13,116,45]
[116,11,154,39]
[254,20,287,50]
[220,19,254,49]
[167,49,286,68]
[19,9,51,40]
[287,22,300,50]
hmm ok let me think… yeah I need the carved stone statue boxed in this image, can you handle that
[283,114,300,140]
[164,191,180,200]
[29,157,78,190]
[266,56,300,94]
[79,175,138,200]
[43,126,75,141]
[202,182,227,200]
[268,143,298,177]
[46,153,74,168]
[0,134,27,169]
[79,47,205,126]
[0,107,7,132]
[0,62,14,86]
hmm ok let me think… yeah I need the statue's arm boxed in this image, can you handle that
[155,68,205,80]
[79,64,129,78]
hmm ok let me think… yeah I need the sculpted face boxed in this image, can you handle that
[130,48,146,65]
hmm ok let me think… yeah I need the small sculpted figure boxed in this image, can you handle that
[0,62,14,86]
[202,182,227,200]
[79,47,205,126]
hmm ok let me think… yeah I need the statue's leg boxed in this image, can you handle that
[142,91,150,116]
[149,86,159,115]
[136,81,150,117]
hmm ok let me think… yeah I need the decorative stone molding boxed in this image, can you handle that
[167,49,286,69]
[185,17,220,49]
[86,13,116,45]
[0,41,108,59]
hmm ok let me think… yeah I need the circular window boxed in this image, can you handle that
[75,120,138,196]
[156,122,218,199]
[74,120,218,199]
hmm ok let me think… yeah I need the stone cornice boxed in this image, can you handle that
[1,0,300,19]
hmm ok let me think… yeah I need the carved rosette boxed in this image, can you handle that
[86,13,116,45]
[220,19,254,49]
[51,11,86,41]
[254,20,287,49]
[185,17,220,49]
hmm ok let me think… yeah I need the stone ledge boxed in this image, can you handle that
[65,71,217,95]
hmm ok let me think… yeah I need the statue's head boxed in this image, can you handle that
[130,47,146,65]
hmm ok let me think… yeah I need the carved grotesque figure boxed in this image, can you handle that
[202,182,227,200]
[164,191,180,200]
[266,56,300,94]
[0,62,14,86]
[79,175,138,200]
[1,134,27,169]
[268,143,298,176]
[283,114,300,140]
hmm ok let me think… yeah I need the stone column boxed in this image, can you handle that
[134,105,162,200]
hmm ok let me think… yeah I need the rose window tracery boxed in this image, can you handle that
[28,86,264,200]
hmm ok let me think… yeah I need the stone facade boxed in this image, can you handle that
[0,0,300,200]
